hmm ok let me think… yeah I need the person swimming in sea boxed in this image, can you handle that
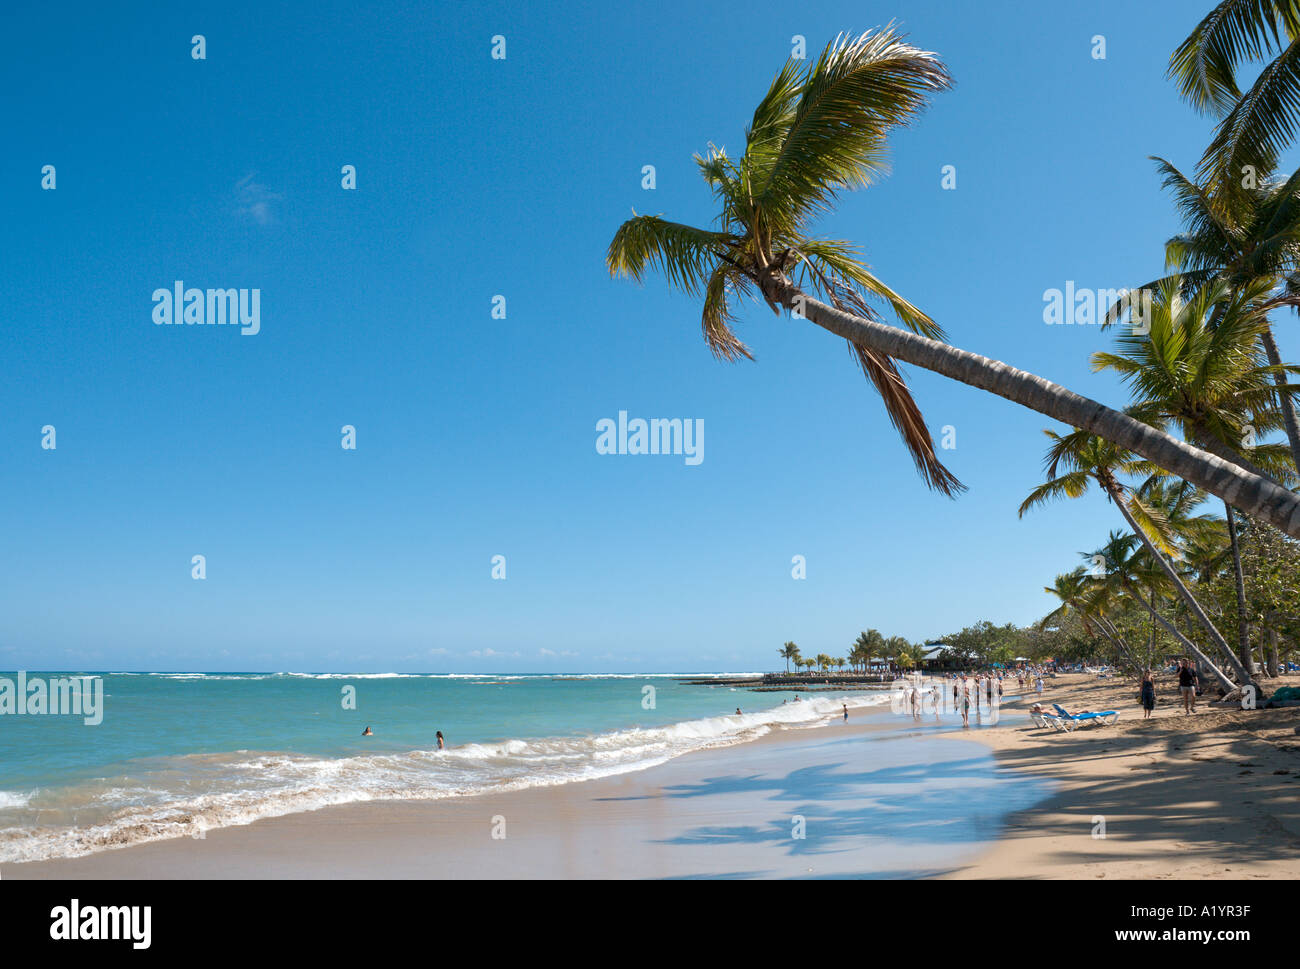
[436,730,445,750]
[362,726,373,736]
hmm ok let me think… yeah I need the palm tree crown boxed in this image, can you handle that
[608,27,962,494]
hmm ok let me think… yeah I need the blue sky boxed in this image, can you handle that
[2,0,1295,672]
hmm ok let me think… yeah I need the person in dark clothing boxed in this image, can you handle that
[1140,670,1156,719]
[1176,659,1197,714]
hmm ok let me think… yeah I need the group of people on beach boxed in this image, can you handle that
[947,672,1009,726]
[891,670,1029,727]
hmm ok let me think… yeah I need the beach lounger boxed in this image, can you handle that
[1053,703,1119,726]
[1029,710,1073,731]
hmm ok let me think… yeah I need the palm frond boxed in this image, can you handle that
[847,340,965,496]
[605,213,739,296]
[1199,33,1300,181]
[749,26,951,238]
[1169,0,1297,115]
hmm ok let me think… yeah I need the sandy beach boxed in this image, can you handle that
[5,674,1298,879]
[950,673,1300,879]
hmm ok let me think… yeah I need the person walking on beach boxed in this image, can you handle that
[1177,660,1198,714]
[961,686,970,727]
[843,703,848,721]
[1140,670,1156,719]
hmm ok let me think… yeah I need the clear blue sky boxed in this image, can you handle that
[2,0,1295,672]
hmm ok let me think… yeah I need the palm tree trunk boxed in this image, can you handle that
[1223,502,1254,676]
[1189,420,1280,484]
[1147,595,1157,668]
[1103,480,1255,687]
[1260,326,1300,474]
[1125,585,1234,692]
[771,280,1300,539]
[1091,615,1142,673]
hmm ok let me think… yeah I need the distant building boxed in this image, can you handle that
[921,644,959,671]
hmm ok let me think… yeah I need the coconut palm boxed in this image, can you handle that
[778,641,801,673]
[1140,475,1258,672]
[1125,158,1300,469]
[884,635,911,670]
[1041,567,1141,671]
[607,27,1300,536]
[854,629,884,672]
[1019,424,1255,688]
[1094,275,1298,482]
[1086,531,1235,690]
[1169,1,1300,186]
[1094,279,1300,672]
[1183,520,1234,582]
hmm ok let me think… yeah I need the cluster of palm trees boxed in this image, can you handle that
[607,4,1300,695]
[778,632,926,675]
[1024,2,1300,695]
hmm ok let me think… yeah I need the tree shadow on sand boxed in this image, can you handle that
[611,746,1054,859]
[948,710,1300,874]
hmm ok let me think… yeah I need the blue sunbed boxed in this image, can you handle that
[1053,703,1119,726]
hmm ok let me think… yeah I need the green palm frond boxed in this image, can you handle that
[1017,469,1093,517]
[791,237,944,339]
[606,213,740,296]
[1169,0,1297,115]
[700,264,755,361]
[1200,33,1300,180]
[749,26,951,238]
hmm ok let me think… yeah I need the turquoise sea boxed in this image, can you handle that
[0,671,888,863]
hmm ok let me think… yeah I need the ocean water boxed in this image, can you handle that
[0,671,888,863]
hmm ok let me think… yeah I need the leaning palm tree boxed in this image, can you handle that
[1169,1,1300,187]
[1095,278,1299,672]
[1085,532,1235,691]
[1140,475,1258,673]
[1019,423,1255,688]
[778,641,801,673]
[1041,567,1141,672]
[607,27,1300,537]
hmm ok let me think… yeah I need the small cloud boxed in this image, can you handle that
[235,173,283,225]
[429,648,451,656]
[539,648,556,657]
